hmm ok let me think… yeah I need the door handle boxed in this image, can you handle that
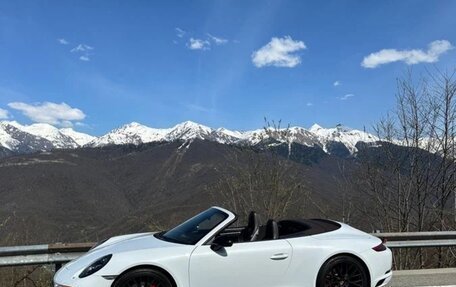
[270,253,289,260]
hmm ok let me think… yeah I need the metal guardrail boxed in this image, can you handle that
[374,231,456,248]
[0,242,94,269]
[0,232,455,269]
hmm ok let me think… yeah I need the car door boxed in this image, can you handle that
[189,239,293,287]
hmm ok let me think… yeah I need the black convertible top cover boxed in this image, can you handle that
[278,218,341,239]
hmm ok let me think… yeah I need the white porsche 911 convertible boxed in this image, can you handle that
[54,206,392,287]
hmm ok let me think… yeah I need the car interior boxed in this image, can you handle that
[211,211,341,245]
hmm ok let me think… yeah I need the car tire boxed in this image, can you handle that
[316,255,369,287]
[112,268,173,287]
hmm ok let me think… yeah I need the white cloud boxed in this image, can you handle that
[252,36,306,68]
[333,81,341,86]
[8,102,86,126]
[175,27,186,38]
[186,103,214,113]
[207,33,228,45]
[187,38,210,50]
[58,38,69,45]
[0,108,9,119]
[306,102,313,107]
[79,55,90,61]
[339,94,355,101]
[362,40,453,68]
[70,44,94,61]
[70,44,94,53]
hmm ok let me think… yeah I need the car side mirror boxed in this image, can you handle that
[210,236,233,251]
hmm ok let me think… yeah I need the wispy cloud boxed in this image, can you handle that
[8,102,86,127]
[0,108,9,119]
[175,28,230,51]
[187,38,211,50]
[71,44,94,53]
[333,81,341,86]
[252,36,306,68]
[70,44,94,61]
[362,40,453,68]
[79,55,90,61]
[306,102,313,107]
[175,27,186,38]
[186,103,214,113]
[339,94,355,101]
[57,38,69,45]
[207,33,228,45]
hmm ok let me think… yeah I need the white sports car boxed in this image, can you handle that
[54,206,392,287]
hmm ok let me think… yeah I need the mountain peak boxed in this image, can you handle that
[172,120,211,130]
[166,121,212,141]
[309,123,323,132]
[0,120,23,129]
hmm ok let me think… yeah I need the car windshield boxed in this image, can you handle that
[157,208,229,245]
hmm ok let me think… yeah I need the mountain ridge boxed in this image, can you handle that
[0,120,378,157]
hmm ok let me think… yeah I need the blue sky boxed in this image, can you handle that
[0,1,456,135]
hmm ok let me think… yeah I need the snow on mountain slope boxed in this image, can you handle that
[0,122,20,150]
[0,121,55,152]
[241,127,320,147]
[0,120,380,157]
[165,121,213,141]
[309,124,378,153]
[288,127,321,146]
[14,123,79,149]
[88,122,170,147]
[214,127,246,144]
[0,121,96,152]
[88,121,244,147]
[60,128,96,146]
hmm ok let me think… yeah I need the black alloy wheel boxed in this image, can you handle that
[317,256,369,287]
[112,268,173,287]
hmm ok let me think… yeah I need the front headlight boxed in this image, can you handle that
[79,254,112,278]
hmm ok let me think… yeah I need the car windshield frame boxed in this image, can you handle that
[155,208,229,245]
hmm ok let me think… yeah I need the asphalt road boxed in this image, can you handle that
[391,268,456,286]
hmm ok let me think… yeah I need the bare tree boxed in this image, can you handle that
[210,119,310,221]
[348,69,456,269]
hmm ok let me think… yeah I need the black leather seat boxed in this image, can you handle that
[264,219,279,240]
[241,211,261,242]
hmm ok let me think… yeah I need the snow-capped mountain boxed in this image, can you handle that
[59,128,96,146]
[0,122,20,151]
[0,121,95,154]
[0,121,55,153]
[309,123,378,153]
[10,122,79,149]
[165,121,213,141]
[214,127,247,144]
[89,122,170,147]
[0,120,380,158]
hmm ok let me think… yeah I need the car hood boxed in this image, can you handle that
[92,232,161,251]
[58,232,179,279]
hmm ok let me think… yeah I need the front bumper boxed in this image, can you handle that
[54,275,114,287]
[54,268,115,287]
